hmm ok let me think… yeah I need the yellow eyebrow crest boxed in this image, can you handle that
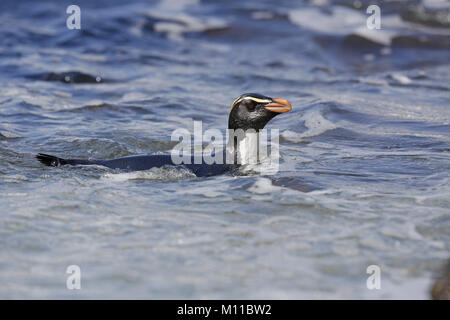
[230,96,271,110]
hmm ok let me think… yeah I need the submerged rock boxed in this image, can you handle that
[431,259,450,300]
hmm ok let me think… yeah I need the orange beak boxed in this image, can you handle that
[264,98,292,113]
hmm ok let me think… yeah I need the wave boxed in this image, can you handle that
[0,131,21,139]
[101,165,196,181]
[288,5,450,47]
[282,108,338,142]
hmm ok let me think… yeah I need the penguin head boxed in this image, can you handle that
[228,93,292,130]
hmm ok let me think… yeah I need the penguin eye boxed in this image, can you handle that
[244,100,256,110]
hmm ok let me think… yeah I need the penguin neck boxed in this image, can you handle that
[229,129,261,165]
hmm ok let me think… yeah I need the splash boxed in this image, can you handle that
[101,166,196,182]
[282,109,337,143]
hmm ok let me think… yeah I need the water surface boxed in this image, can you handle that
[0,0,449,299]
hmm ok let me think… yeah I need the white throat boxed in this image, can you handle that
[236,131,260,165]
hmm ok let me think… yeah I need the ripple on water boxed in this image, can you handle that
[101,166,196,182]
[0,0,449,300]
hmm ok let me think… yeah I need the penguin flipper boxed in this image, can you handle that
[36,153,68,167]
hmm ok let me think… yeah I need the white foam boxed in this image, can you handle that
[102,166,195,182]
[282,109,337,142]
[179,185,226,198]
[120,92,148,102]
[1,174,28,183]
[389,73,412,85]
[288,6,433,46]
[0,131,21,139]
[143,0,227,41]
[248,177,278,194]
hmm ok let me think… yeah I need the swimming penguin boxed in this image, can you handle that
[36,93,292,177]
